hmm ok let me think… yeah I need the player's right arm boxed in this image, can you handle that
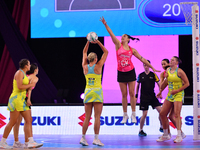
[95,40,108,66]
[100,16,121,50]
[82,41,90,75]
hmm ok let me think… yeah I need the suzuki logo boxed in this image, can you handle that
[0,113,6,129]
[195,10,199,13]
[78,113,92,126]
[196,37,199,40]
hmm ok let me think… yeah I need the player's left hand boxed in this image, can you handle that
[156,91,162,99]
[170,90,178,95]
[27,99,32,106]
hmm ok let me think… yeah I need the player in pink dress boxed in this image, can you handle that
[100,16,160,124]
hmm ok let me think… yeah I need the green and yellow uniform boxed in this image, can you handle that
[84,64,103,103]
[166,68,184,102]
[7,69,30,111]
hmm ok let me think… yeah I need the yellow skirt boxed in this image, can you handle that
[7,92,30,112]
[166,90,184,102]
[84,88,103,103]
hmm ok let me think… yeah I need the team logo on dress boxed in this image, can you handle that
[78,113,92,127]
[121,59,129,67]
[0,113,6,129]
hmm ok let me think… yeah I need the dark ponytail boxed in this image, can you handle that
[173,56,182,64]
[126,34,140,43]
[27,63,38,75]
[162,58,169,64]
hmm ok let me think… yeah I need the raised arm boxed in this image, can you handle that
[82,41,90,67]
[94,40,108,66]
[100,16,121,50]
[132,48,160,72]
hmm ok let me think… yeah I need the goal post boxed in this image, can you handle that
[180,2,200,140]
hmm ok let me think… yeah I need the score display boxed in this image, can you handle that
[139,0,197,26]
[31,0,199,38]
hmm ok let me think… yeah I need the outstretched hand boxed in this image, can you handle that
[100,16,107,25]
[152,68,161,72]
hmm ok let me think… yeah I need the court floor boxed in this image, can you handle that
[1,134,200,150]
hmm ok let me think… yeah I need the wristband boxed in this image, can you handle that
[135,94,138,98]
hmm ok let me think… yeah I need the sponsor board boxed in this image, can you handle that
[0,106,193,135]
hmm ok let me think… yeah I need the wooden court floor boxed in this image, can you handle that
[1,134,200,150]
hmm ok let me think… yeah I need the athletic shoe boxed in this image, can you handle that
[174,136,183,143]
[138,130,147,136]
[121,115,129,124]
[13,141,23,148]
[80,138,89,146]
[131,114,136,123]
[28,141,43,149]
[181,132,186,139]
[93,139,104,146]
[159,127,164,133]
[23,143,28,149]
[0,141,13,149]
[156,134,171,142]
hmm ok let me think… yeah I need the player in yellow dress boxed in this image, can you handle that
[0,59,42,149]
[156,56,190,143]
[80,39,108,146]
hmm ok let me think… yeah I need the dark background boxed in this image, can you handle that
[0,0,193,105]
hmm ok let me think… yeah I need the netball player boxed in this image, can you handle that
[100,16,160,124]
[80,39,108,146]
[156,56,189,143]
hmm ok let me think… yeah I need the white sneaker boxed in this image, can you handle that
[156,134,171,142]
[80,138,89,146]
[174,136,183,143]
[23,142,28,149]
[121,115,129,123]
[0,141,13,149]
[28,141,43,149]
[13,141,23,148]
[131,114,136,123]
[93,139,104,146]
[181,131,186,139]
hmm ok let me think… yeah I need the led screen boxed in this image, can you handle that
[31,0,198,38]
